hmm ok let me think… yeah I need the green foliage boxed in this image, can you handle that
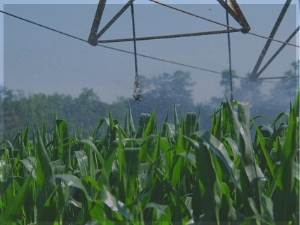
[1,87,110,142]
[0,89,298,224]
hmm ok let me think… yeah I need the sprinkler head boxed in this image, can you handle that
[133,88,142,101]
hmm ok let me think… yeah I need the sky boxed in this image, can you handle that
[0,0,299,104]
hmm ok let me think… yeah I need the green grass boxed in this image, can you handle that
[0,90,299,224]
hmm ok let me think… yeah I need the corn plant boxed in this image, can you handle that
[0,90,298,224]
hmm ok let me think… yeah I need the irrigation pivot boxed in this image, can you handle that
[87,0,251,101]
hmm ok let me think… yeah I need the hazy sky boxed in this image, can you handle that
[0,0,299,104]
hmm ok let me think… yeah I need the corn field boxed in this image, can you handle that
[0,91,299,225]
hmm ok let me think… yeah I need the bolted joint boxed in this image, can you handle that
[133,88,142,101]
[240,26,250,34]
[133,80,142,101]
[88,35,98,46]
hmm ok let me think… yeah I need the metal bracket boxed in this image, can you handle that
[88,0,133,45]
[133,81,142,101]
[217,0,250,33]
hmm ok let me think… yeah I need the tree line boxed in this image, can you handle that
[0,61,298,142]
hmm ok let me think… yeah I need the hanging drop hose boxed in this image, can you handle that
[225,1,234,103]
[130,0,142,101]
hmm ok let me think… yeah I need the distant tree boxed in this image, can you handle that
[211,67,283,125]
[110,96,129,123]
[235,72,263,104]
[212,62,299,125]
[69,88,109,136]
[209,69,237,105]
[1,88,111,142]
[269,60,299,106]
[0,86,3,139]
[0,88,29,140]
[220,69,237,99]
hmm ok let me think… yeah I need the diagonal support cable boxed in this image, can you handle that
[150,0,240,30]
[96,0,133,40]
[250,0,292,79]
[256,26,300,78]
[150,0,298,48]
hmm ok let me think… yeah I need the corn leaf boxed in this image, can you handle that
[0,174,33,224]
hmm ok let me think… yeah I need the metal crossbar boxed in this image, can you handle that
[98,29,241,43]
